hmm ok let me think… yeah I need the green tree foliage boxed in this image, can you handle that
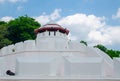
[94,44,107,52]
[7,15,40,43]
[106,50,120,59]
[0,21,12,49]
[94,44,120,59]
[80,40,87,46]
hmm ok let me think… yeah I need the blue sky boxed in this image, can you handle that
[0,0,120,18]
[0,0,120,50]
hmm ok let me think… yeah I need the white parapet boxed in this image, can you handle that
[7,44,15,54]
[15,42,24,53]
[1,47,8,55]
[15,56,56,76]
[36,39,49,50]
[68,41,86,52]
[0,57,5,76]
[64,57,103,76]
[64,33,67,37]
[113,58,120,77]
[54,38,68,50]
[44,31,49,36]
[56,31,60,36]
[24,40,36,51]
[50,32,54,36]
[36,35,68,50]
[60,33,64,37]
[0,50,1,55]
[36,33,43,39]
[93,48,113,67]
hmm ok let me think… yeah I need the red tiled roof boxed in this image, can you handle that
[34,24,69,35]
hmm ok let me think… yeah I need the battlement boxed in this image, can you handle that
[0,38,68,56]
[0,40,36,56]
[36,31,67,39]
[0,23,119,79]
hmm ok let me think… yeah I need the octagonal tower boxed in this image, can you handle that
[34,23,69,50]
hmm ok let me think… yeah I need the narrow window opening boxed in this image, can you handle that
[54,31,56,36]
[49,31,50,36]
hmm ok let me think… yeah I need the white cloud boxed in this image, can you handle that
[88,29,112,45]
[34,15,50,25]
[57,14,105,30]
[0,16,14,22]
[112,8,120,19]
[88,26,120,47]
[34,9,120,49]
[34,9,61,25]
[56,13,120,49]
[68,33,78,41]
[50,9,61,20]
[57,14,105,41]
[104,26,120,44]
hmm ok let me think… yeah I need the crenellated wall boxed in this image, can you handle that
[0,30,118,78]
[0,40,37,56]
[0,31,68,56]
[37,31,67,38]
[36,31,68,50]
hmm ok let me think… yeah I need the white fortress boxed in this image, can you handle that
[0,23,120,81]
